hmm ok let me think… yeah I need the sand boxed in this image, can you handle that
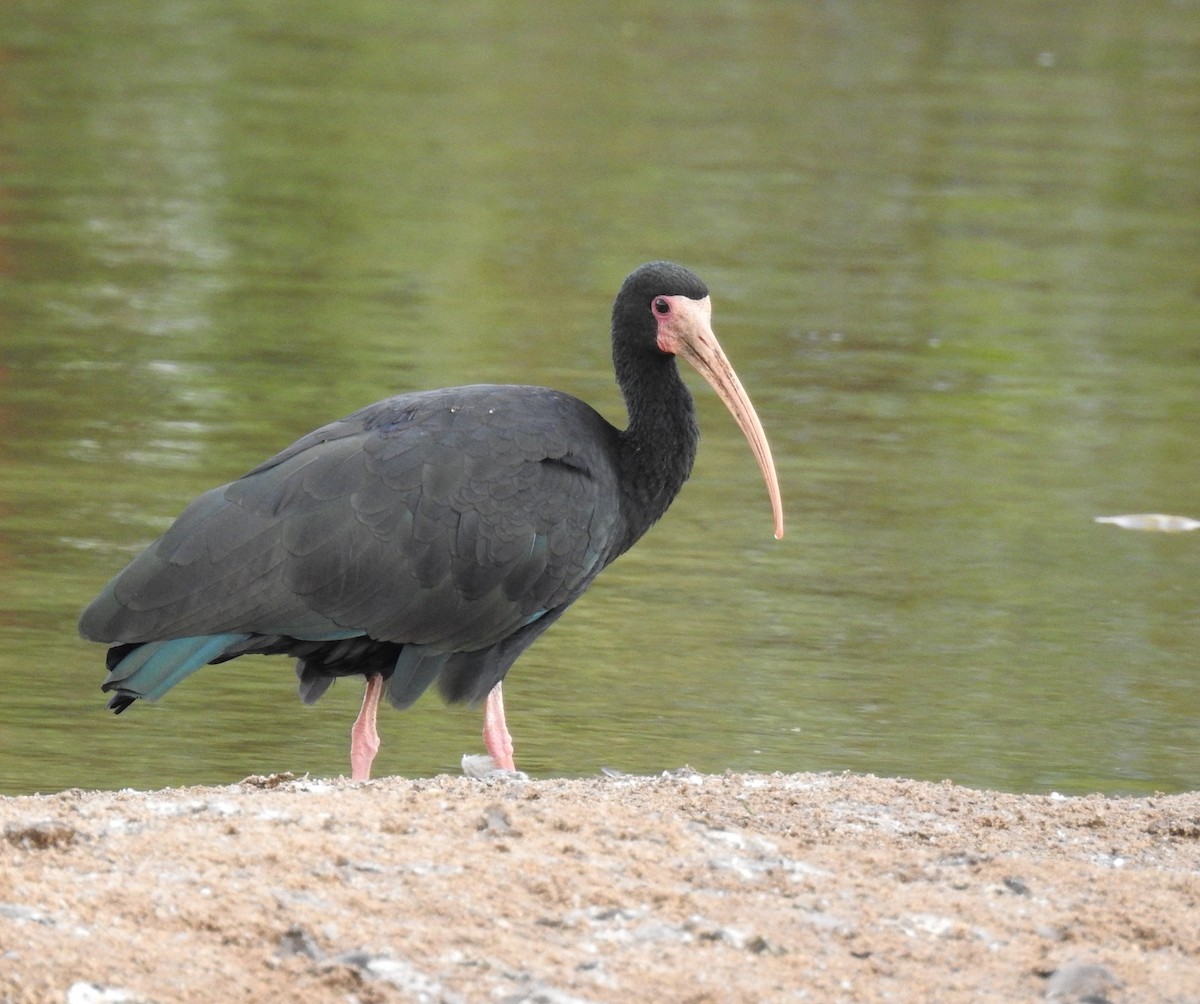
[2,770,1198,1003]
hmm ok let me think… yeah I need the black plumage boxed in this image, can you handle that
[79,261,783,778]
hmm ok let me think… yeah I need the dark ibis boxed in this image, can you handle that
[79,261,784,780]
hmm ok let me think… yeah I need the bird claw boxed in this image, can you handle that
[460,753,528,781]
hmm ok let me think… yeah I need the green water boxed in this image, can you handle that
[1,1,1197,795]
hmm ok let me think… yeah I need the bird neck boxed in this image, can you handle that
[615,353,699,549]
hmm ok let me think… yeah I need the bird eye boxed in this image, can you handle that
[653,297,670,315]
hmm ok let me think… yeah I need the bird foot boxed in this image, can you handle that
[461,753,528,781]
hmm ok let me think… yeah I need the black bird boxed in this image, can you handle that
[79,261,784,780]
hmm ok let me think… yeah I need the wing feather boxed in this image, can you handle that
[80,386,625,660]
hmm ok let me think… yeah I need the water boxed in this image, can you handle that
[1,1,1198,796]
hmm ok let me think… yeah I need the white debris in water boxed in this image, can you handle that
[1094,513,1200,532]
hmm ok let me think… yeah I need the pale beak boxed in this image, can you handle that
[669,297,785,540]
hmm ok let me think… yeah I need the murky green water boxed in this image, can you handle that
[1,1,1197,796]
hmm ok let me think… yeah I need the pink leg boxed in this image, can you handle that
[482,680,516,771]
[350,673,384,781]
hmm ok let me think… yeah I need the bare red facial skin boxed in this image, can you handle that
[652,295,687,355]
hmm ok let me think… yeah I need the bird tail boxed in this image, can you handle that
[101,634,250,712]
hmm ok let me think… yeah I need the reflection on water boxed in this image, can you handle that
[1,1,1197,796]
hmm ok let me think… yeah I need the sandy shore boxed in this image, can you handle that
[2,771,1198,1003]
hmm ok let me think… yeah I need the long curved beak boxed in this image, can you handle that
[670,297,785,540]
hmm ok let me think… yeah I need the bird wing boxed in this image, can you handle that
[79,385,624,654]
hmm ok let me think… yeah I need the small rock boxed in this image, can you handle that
[1045,960,1123,1002]
[508,986,602,1004]
[797,909,856,936]
[745,934,782,955]
[1003,876,1032,896]
[461,754,529,781]
[66,984,153,1004]
[277,924,322,960]
[242,772,296,788]
[0,903,52,925]
[687,916,748,949]
[478,804,519,837]
[331,952,466,1002]
[4,820,78,850]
